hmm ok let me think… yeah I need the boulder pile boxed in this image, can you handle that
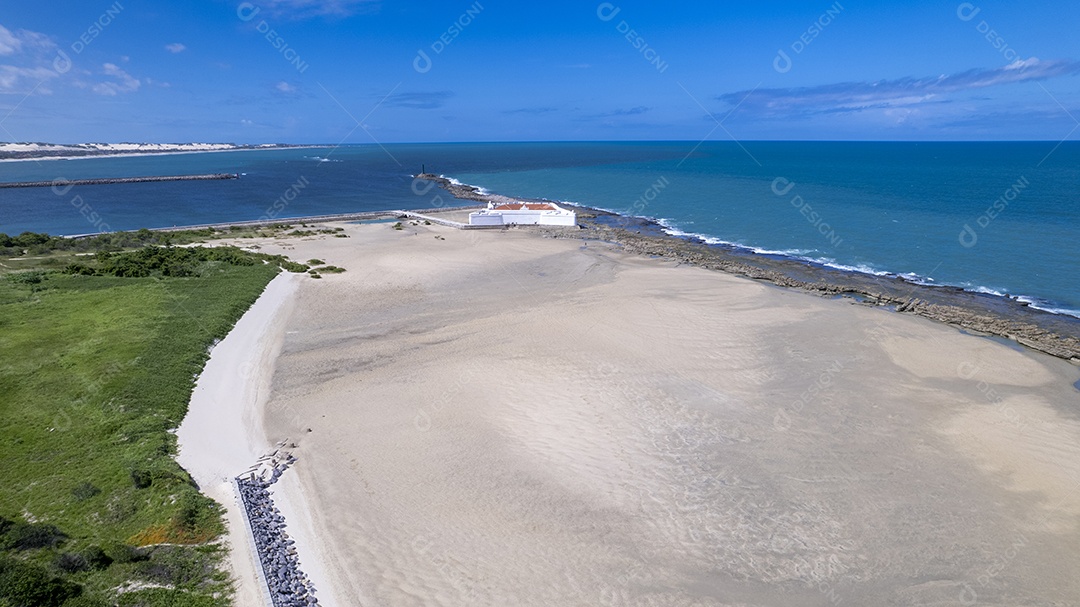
[237,445,320,607]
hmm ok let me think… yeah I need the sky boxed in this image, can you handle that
[1,0,1079,143]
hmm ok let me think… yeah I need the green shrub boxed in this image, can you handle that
[0,521,67,551]
[0,555,82,607]
[80,546,112,571]
[130,469,152,489]
[5,271,46,285]
[134,546,216,588]
[54,553,88,574]
[102,543,147,565]
[61,596,109,607]
[70,482,100,502]
[13,232,49,248]
[63,264,97,276]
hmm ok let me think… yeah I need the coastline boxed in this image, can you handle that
[0,144,316,163]
[231,219,1080,604]
[421,174,1080,362]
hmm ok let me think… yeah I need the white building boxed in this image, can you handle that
[468,201,577,226]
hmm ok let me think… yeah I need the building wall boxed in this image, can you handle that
[468,209,577,226]
[468,213,504,226]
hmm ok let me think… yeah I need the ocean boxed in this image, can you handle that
[1,141,1077,317]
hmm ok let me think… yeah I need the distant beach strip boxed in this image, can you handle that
[0,141,302,161]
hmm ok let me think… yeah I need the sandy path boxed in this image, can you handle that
[205,221,1080,606]
[176,272,301,607]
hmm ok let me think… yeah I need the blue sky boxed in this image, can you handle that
[1,0,1079,143]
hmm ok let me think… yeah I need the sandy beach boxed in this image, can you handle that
[176,272,303,607]
[192,219,1080,606]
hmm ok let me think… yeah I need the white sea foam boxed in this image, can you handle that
[448,178,1080,322]
[1015,296,1080,319]
[444,176,493,195]
[968,285,1010,297]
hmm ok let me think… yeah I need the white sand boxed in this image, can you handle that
[0,143,312,162]
[175,272,301,607]
[189,221,1080,606]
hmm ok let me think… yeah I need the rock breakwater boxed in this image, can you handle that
[0,174,239,188]
[237,444,320,607]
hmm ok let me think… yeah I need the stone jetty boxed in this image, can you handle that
[237,445,320,607]
[0,173,238,188]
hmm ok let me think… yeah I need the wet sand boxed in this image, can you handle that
[221,219,1079,606]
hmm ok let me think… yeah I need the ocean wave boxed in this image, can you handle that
[450,178,1080,322]
[444,176,492,195]
[305,156,341,163]
[966,285,1010,297]
[655,218,893,275]
[1015,296,1080,319]
[657,218,1080,320]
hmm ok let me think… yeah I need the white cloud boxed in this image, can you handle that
[0,24,53,56]
[720,58,1080,118]
[261,0,379,18]
[0,24,59,94]
[0,24,20,56]
[241,119,254,125]
[276,81,296,93]
[165,43,186,54]
[0,65,58,94]
[92,63,141,96]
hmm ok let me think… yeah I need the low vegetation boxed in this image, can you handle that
[310,265,345,274]
[0,225,347,275]
[0,234,307,606]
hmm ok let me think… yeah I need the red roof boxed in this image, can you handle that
[492,202,557,211]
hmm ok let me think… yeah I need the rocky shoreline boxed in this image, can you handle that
[421,174,1080,363]
[236,446,320,607]
[416,173,517,206]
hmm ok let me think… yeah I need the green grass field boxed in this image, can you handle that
[0,254,281,606]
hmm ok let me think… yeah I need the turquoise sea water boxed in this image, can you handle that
[1,141,1077,317]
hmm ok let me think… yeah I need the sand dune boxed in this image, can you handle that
[203,221,1079,606]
